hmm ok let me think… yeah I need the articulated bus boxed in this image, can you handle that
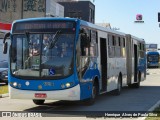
[146,51,159,68]
[3,18,146,105]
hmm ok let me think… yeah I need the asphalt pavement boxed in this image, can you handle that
[0,68,160,120]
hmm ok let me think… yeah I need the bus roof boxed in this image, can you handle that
[125,34,144,43]
[131,35,144,42]
[12,17,143,40]
[12,17,126,36]
[80,20,145,43]
[80,20,126,36]
[12,17,79,24]
[146,51,159,55]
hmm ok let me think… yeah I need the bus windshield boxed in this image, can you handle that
[11,32,75,79]
[148,55,159,62]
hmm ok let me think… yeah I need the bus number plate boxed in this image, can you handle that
[35,93,47,98]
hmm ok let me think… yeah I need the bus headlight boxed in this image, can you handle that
[66,83,71,88]
[13,82,18,87]
[61,82,73,89]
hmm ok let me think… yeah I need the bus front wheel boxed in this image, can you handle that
[84,80,98,106]
[33,100,45,105]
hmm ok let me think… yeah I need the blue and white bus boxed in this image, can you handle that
[147,51,159,68]
[3,18,146,105]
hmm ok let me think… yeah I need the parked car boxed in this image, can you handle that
[0,61,8,84]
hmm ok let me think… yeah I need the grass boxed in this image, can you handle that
[0,85,8,94]
[145,107,160,120]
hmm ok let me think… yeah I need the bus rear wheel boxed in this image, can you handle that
[33,100,45,105]
[128,73,141,88]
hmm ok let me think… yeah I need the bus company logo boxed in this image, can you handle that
[1,112,42,117]
[2,112,12,117]
[134,14,144,23]
[38,85,42,90]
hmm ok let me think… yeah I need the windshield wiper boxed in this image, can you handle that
[48,30,61,49]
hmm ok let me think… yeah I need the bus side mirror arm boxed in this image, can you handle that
[3,32,10,54]
[3,32,10,43]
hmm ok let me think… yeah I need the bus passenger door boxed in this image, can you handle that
[100,38,107,91]
[134,44,138,82]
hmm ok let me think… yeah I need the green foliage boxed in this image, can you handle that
[0,85,8,94]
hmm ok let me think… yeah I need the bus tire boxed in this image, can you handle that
[33,100,45,105]
[84,80,98,106]
[114,75,122,95]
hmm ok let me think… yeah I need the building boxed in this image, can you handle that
[0,22,11,40]
[46,0,64,17]
[58,0,95,23]
[0,0,64,23]
[0,0,64,60]
[0,22,11,61]
[0,0,64,36]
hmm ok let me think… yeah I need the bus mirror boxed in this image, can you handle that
[3,32,10,43]
[3,42,8,54]
[3,32,10,54]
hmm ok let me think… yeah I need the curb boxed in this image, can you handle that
[137,100,160,120]
[0,93,9,98]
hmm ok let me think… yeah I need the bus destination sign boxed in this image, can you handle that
[13,21,75,33]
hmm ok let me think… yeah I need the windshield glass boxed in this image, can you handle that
[11,32,75,79]
[148,55,159,62]
[0,62,8,68]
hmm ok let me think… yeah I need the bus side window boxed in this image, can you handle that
[90,30,98,57]
[123,38,126,47]
[108,34,114,58]
[80,28,90,56]
[112,35,116,46]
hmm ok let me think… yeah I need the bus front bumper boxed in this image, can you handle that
[9,84,80,101]
[148,63,159,67]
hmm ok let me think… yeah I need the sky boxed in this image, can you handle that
[94,0,160,47]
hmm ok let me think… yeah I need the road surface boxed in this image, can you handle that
[0,68,160,120]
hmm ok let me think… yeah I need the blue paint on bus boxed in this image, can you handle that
[147,51,159,68]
